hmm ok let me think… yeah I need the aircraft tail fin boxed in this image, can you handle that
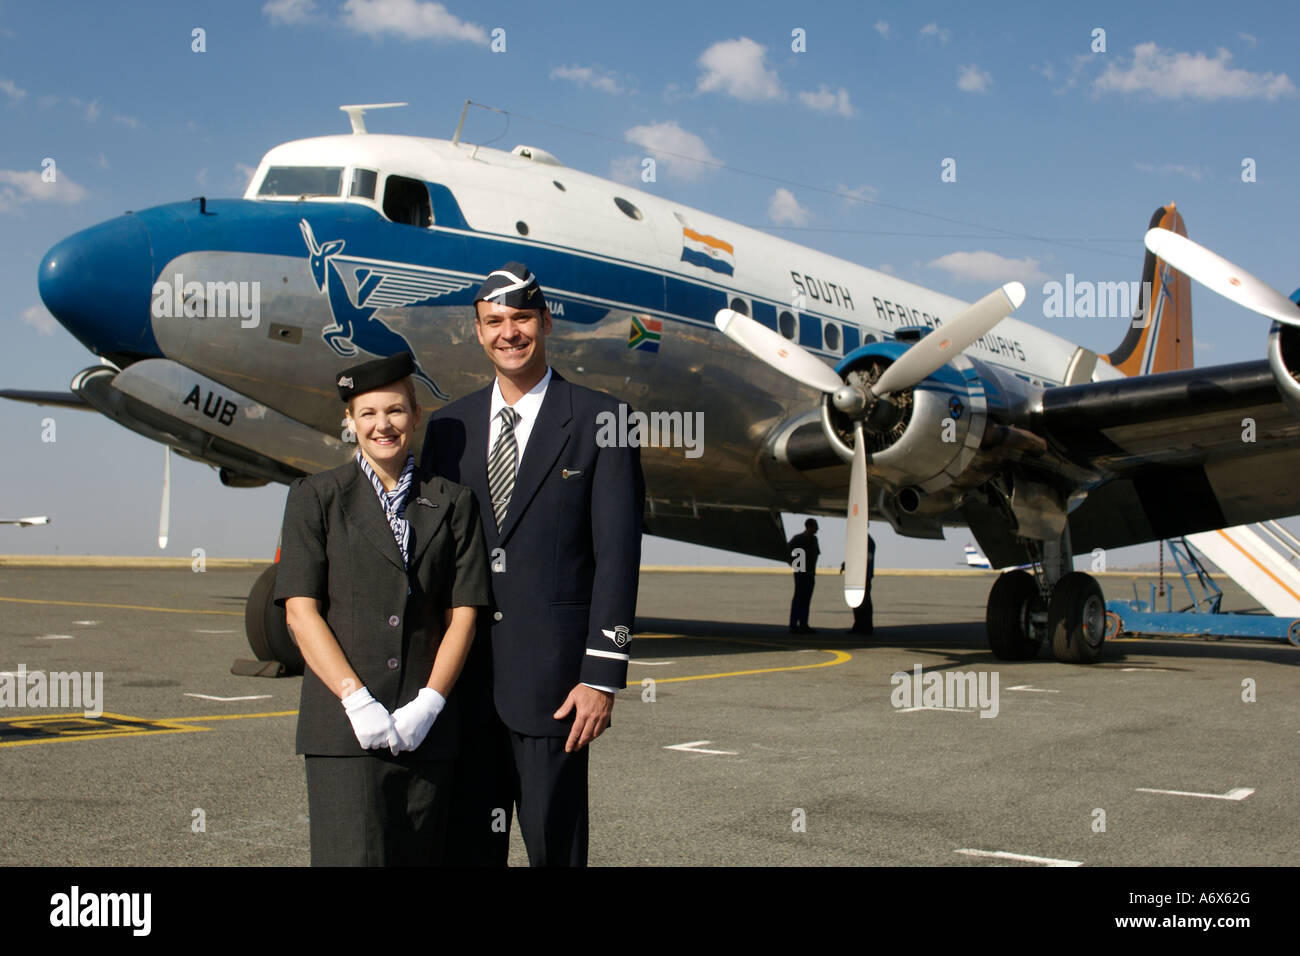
[1101,204,1194,376]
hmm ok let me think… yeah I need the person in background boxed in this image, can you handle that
[848,534,875,635]
[787,518,820,634]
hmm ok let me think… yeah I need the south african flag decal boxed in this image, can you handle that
[627,315,662,353]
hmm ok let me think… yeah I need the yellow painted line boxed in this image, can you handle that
[0,709,296,748]
[0,712,207,749]
[0,596,242,616]
[627,633,852,683]
[168,710,298,723]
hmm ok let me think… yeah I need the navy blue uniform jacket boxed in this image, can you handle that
[273,461,491,757]
[423,372,645,737]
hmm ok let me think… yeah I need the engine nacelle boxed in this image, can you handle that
[1268,321,1300,419]
[820,341,989,495]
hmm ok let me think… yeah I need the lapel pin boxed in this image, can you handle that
[416,497,437,508]
[562,469,583,479]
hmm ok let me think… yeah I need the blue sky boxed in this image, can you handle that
[1,0,1298,569]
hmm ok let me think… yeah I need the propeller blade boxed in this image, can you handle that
[843,421,869,608]
[871,282,1025,396]
[714,309,844,394]
[1144,228,1300,327]
[158,446,171,550]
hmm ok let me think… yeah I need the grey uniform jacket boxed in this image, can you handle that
[274,460,491,757]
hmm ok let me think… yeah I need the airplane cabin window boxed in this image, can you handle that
[553,180,566,191]
[350,168,377,199]
[729,297,750,316]
[258,166,344,197]
[824,323,841,351]
[382,175,433,227]
[778,310,796,340]
[614,197,643,220]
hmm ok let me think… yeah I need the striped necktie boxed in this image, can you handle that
[488,406,519,530]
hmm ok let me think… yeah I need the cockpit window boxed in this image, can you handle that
[258,166,344,197]
[350,168,377,199]
[383,175,432,227]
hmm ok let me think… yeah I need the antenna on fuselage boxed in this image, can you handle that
[339,102,408,134]
[451,99,471,146]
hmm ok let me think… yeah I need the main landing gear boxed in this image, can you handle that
[985,535,1106,663]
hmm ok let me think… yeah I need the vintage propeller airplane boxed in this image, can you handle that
[9,102,1300,670]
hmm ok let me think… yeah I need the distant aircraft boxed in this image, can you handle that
[10,101,1300,669]
[963,544,993,569]
[0,516,50,527]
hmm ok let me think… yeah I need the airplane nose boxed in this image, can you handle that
[38,213,157,357]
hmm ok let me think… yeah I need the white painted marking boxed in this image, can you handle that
[38,634,75,640]
[955,849,1082,867]
[193,629,237,634]
[1007,685,1059,693]
[1121,667,1168,672]
[895,706,975,714]
[72,620,100,626]
[629,660,677,666]
[664,740,738,756]
[1136,786,1254,801]
[183,693,273,702]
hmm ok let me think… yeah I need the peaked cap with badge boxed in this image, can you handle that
[473,262,546,311]
[337,352,417,402]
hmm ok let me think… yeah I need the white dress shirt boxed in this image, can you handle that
[487,367,616,695]
[487,365,552,464]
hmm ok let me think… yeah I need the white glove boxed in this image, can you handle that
[389,687,446,754]
[341,686,399,750]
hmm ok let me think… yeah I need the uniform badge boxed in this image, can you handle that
[337,375,353,388]
[602,625,631,648]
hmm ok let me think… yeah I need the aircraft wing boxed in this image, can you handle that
[0,389,89,409]
[1037,359,1300,554]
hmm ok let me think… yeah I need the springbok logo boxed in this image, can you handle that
[300,219,476,401]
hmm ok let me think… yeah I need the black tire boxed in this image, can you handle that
[1049,571,1107,664]
[244,563,305,674]
[985,570,1044,660]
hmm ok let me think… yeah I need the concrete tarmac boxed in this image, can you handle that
[1,565,1296,867]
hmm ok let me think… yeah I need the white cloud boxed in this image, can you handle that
[926,251,1049,285]
[233,162,257,193]
[340,0,487,43]
[920,22,951,44]
[876,263,896,275]
[798,84,854,116]
[836,183,877,205]
[550,64,627,95]
[263,0,317,23]
[0,168,89,212]
[1238,32,1258,48]
[0,77,26,102]
[874,20,889,39]
[957,64,993,94]
[67,96,100,121]
[1134,161,1204,181]
[609,156,643,186]
[19,305,56,336]
[768,188,810,226]
[696,36,782,101]
[1094,42,1295,100]
[113,113,140,129]
[623,121,719,181]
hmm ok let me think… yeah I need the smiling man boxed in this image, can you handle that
[423,262,645,867]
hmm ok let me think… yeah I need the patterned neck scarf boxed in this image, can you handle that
[355,451,416,568]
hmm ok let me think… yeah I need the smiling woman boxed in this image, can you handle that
[273,351,491,866]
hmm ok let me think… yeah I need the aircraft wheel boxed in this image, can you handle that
[245,563,304,674]
[985,570,1044,660]
[1049,572,1107,664]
